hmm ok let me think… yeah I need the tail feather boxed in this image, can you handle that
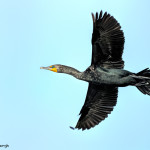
[136,68,148,75]
[135,68,150,96]
[137,85,150,95]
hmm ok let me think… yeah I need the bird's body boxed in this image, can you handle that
[80,66,135,86]
[41,11,150,130]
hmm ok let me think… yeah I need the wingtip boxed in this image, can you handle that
[91,12,95,23]
[99,10,103,18]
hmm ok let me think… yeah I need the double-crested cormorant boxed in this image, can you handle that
[41,11,150,130]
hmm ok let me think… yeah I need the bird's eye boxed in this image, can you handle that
[50,65,55,68]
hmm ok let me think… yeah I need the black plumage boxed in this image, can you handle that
[91,11,124,69]
[76,84,118,130]
[76,11,124,129]
[41,11,150,130]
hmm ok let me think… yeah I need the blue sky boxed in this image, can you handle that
[0,0,150,150]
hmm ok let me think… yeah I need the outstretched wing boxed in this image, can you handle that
[75,84,118,130]
[91,11,125,69]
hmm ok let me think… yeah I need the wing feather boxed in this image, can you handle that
[75,84,118,130]
[91,11,125,69]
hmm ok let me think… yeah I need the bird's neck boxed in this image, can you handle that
[60,65,82,79]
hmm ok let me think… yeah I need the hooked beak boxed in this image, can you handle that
[40,66,50,70]
[40,66,57,72]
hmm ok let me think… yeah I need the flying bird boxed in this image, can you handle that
[41,11,150,130]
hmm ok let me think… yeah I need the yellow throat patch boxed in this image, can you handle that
[50,68,57,72]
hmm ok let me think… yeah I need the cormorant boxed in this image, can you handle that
[40,11,150,130]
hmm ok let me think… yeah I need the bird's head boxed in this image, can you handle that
[40,65,63,73]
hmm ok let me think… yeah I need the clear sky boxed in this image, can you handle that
[0,0,150,150]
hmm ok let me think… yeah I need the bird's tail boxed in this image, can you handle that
[131,68,150,95]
